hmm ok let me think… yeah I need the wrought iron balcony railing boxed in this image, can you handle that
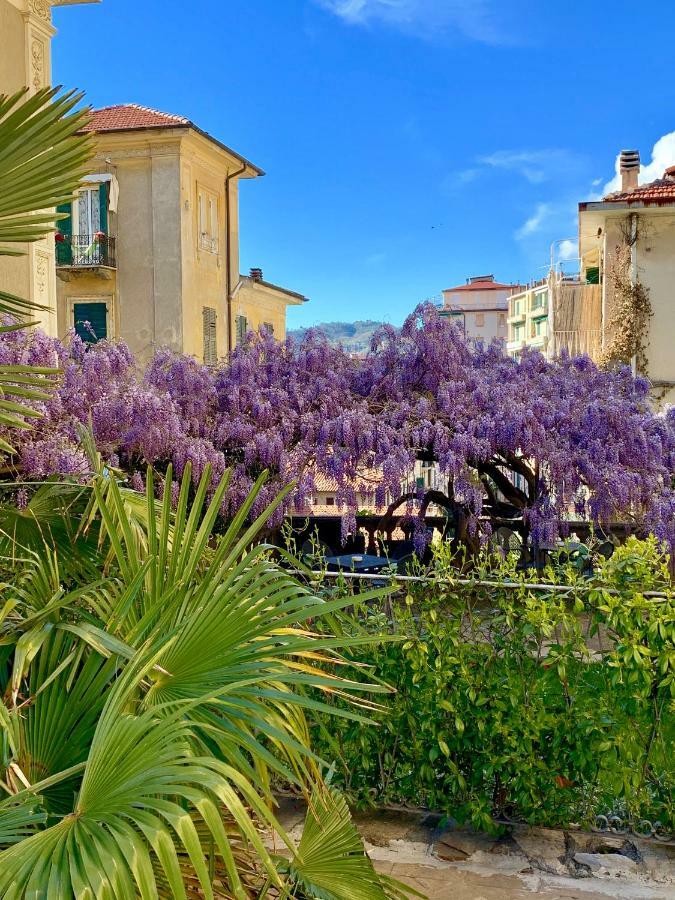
[55,233,116,268]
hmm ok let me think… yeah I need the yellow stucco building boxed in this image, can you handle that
[54,104,307,364]
[0,0,99,336]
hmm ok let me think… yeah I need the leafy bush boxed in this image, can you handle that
[0,466,413,898]
[309,538,675,833]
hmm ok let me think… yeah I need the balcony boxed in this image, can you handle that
[55,233,116,271]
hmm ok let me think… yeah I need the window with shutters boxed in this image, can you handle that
[56,182,114,267]
[202,307,217,366]
[261,321,274,336]
[72,301,109,345]
[236,315,248,346]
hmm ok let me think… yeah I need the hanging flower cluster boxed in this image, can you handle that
[2,304,674,548]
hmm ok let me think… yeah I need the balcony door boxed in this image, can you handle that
[74,188,101,238]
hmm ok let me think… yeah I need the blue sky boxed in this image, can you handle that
[53,0,675,329]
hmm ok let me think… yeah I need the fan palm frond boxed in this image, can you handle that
[0,467,416,898]
[0,86,93,452]
[281,787,419,900]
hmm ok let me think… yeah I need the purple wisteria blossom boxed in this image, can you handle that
[2,305,674,550]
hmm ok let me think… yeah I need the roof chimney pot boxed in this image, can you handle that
[250,267,263,282]
[619,149,640,193]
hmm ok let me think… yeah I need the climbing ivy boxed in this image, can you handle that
[599,221,653,374]
[308,538,674,833]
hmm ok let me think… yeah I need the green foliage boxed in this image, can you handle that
[0,86,93,450]
[309,537,675,833]
[0,466,414,899]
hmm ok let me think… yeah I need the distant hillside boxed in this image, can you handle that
[289,320,389,353]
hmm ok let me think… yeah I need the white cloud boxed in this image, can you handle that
[515,203,552,240]
[557,239,578,260]
[479,149,581,184]
[603,131,675,194]
[313,0,512,44]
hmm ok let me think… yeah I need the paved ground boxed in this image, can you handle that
[275,799,675,899]
[378,860,626,899]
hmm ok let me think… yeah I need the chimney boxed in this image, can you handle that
[619,149,640,192]
[249,267,263,282]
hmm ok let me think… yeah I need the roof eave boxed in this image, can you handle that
[83,122,265,177]
[579,199,675,212]
[242,276,308,304]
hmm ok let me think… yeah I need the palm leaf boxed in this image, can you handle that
[0,468,413,898]
[0,794,46,846]
[282,787,420,900]
[0,86,93,455]
[0,86,93,249]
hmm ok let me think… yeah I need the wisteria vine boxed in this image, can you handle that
[2,304,674,551]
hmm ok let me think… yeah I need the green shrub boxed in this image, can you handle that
[309,537,675,833]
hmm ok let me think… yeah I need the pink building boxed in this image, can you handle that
[441,274,523,344]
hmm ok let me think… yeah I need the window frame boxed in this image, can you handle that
[70,297,112,345]
[197,185,219,253]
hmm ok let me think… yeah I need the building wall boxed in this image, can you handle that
[0,0,58,334]
[634,215,675,393]
[579,208,675,406]
[591,213,675,396]
[55,123,303,364]
[507,284,549,357]
[56,131,183,364]
[232,280,297,343]
[0,2,27,96]
[442,287,510,343]
[178,133,243,361]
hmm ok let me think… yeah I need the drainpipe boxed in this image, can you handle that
[630,213,638,376]
[225,162,248,354]
[547,269,555,359]
[601,228,607,351]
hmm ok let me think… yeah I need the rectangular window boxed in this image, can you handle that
[261,321,274,336]
[202,307,217,366]
[57,183,110,266]
[73,301,108,344]
[475,312,485,327]
[236,315,248,345]
[198,187,218,253]
[532,316,547,337]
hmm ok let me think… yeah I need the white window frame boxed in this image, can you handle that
[72,186,102,238]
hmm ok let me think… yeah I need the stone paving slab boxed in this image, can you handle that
[382,861,669,899]
[273,798,675,899]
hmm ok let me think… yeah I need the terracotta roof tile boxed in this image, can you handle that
[80,104,265,176]
[603,171,675,205]
[82,104,190,133]
[444,280,522,293]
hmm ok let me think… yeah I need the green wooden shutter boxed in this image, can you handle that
[236,315,247,345]
[585,266,600,285]
[73,302,107,344]
[202,307,217,365]
[98,183,108,234]
[56,202,72,265]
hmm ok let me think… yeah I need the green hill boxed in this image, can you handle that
[289,320,389,353]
